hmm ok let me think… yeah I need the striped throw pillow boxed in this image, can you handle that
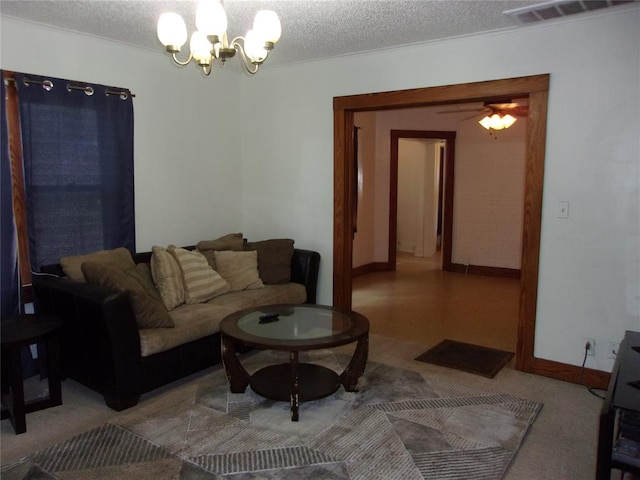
[150,246,185,311]
[169,247,230,304]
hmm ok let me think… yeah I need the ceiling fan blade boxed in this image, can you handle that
[504,107,529,117]
[437,108,485,114]
[462,113,482,121]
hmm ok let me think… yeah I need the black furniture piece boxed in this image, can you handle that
[32,247,320,412]
[220,304,369,421]
[1,314,63,434]
[597,330,640,479]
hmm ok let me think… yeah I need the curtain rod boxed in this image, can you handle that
[16,76,135,99]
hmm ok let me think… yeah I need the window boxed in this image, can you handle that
[1,71,135,313]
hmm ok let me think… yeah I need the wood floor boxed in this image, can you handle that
[352,251,520,353]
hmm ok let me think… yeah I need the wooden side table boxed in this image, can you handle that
[1,314,63,434]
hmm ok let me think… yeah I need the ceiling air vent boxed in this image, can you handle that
[503,0,634,24]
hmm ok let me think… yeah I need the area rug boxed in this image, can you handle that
[2,349,540,480]
[415,340,515,378]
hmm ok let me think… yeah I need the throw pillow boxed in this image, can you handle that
[196,232,245,252]
[245,239,294,284]
[60,247,135,283]
[150,246,185,311]
[125,263,162,302]
[82,262,174,329]
[168,246,230,304]
[214,250,264,292]
[196,233,245,270]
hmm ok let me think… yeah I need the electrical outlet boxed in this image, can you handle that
[583,338,595,356]
[557,201,570,219]
[607,342,619,360]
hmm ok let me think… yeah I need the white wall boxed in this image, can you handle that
[240,6,640,371]
[454,113,526,269]
[0,17,245,251]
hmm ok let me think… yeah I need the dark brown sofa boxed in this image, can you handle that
[32,246,320,411]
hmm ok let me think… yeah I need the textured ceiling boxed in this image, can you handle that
[0,1,633,67]
[0,0,545,66]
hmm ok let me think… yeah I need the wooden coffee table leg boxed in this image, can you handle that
[290,351,299,421]
[221,334,250,393]
[341,333,369,392]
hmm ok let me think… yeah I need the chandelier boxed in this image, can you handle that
[156,0,281,76]
[478,113,517,131]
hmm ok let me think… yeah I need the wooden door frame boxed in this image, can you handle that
[334,74,609,387]
[389,130,456,271]
[334,74,548,375]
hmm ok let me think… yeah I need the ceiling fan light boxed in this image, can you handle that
[253,10,281,44]
[196,0,228,37]
[479,113,517,130]
[502,114,517,128]
[479,115,495,130]
[157,12,187,50]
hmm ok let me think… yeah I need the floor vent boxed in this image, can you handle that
[503,0,634,24]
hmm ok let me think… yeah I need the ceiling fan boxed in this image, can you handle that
[438,100,528,131]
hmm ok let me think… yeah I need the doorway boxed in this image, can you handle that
[333,74,549,373]
[396,138,442,258]
[389,130,456,272]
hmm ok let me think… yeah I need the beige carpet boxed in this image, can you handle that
[1,346,541,479]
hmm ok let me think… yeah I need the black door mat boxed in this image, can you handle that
[415,340,514,378]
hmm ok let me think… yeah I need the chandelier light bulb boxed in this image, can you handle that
[196,0,228,38]
[253,10,282,44]
[157,12,188,50]
[244,29,268,63]
[190,31,213,65]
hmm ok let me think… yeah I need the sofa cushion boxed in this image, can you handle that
[126,263,162,302]
[214,250,264,292]
[196,233,245,269]
[150,246,185,311]
[139,304,236,357]
[245,239,294,285]
[168,246,230,304]
[60,247,135,283]
[82,262,174,329]
[206,283,307,310]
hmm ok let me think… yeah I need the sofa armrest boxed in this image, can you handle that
[32,274,143,410]
[291,249,321,304]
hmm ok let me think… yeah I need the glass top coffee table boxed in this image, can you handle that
[220,304,369,421]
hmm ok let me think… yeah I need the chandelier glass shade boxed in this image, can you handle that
[157,0,281,76]
[478,113,517,131]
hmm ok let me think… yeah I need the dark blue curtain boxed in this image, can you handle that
[1,73,19,316]
[15,73,135,270]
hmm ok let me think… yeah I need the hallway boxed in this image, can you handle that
[351,252,520,353]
